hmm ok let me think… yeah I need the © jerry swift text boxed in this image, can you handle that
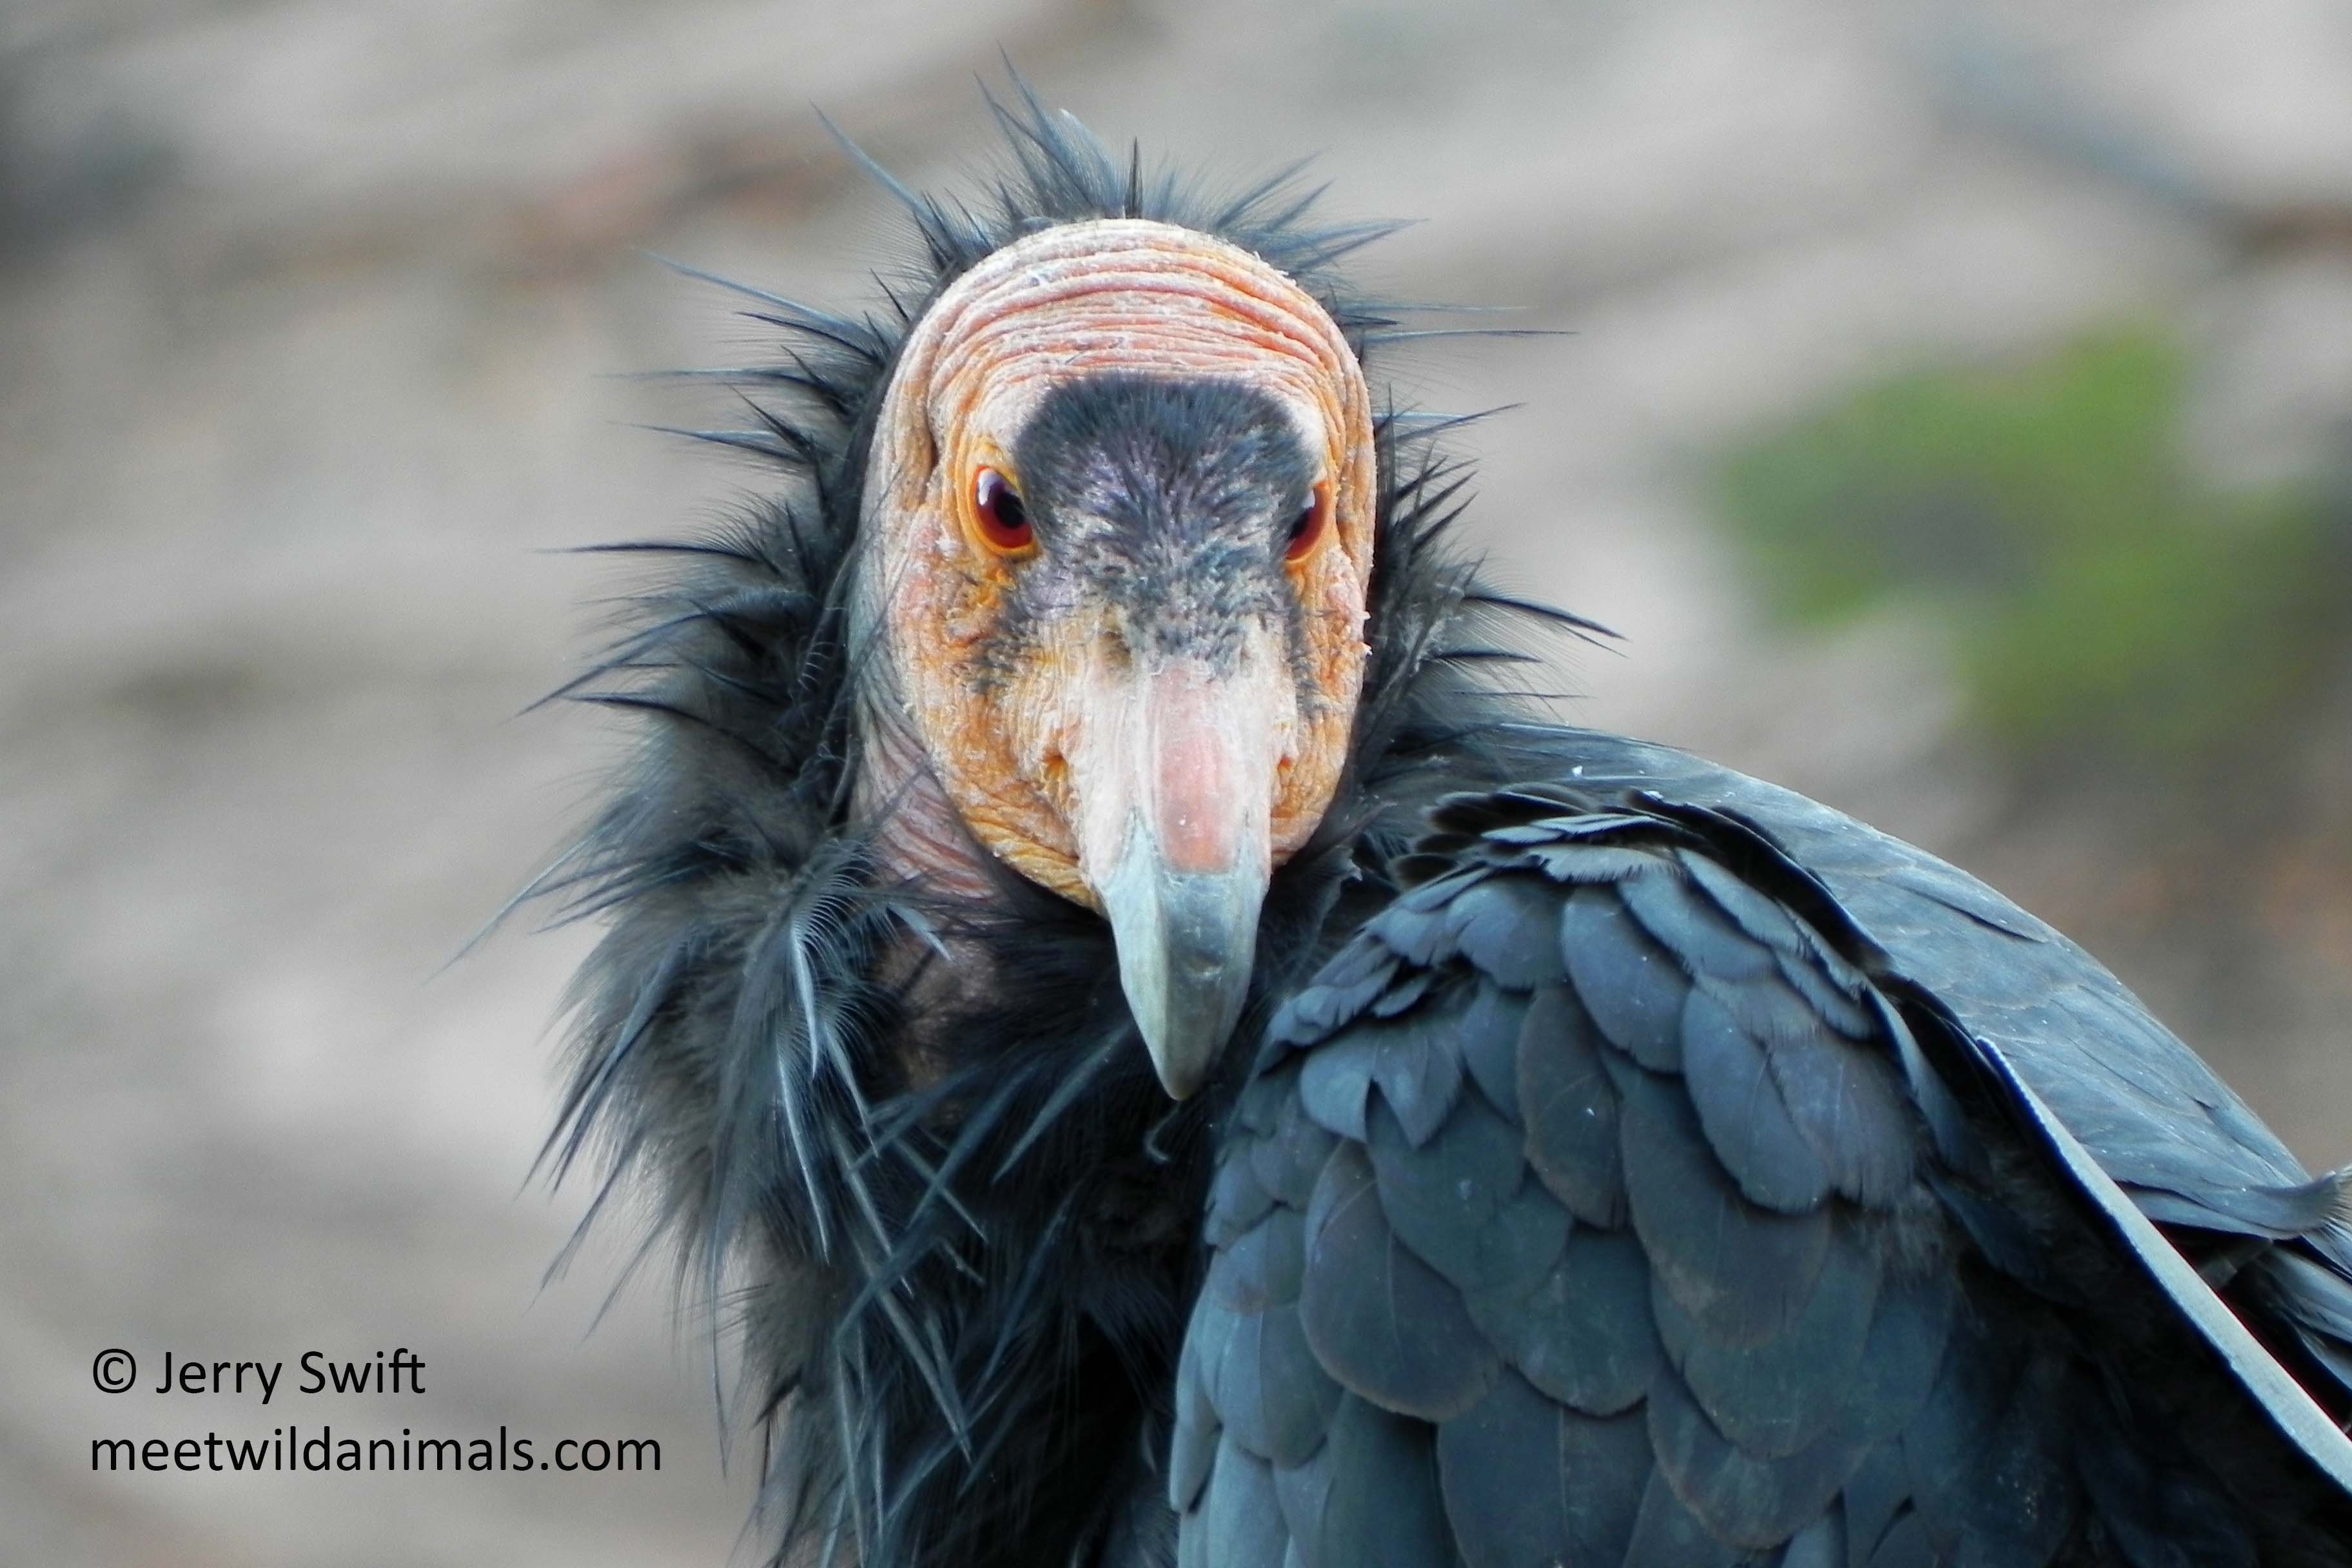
[94,1349,427,1403]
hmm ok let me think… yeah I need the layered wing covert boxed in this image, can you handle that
[1174,777,2352,1567]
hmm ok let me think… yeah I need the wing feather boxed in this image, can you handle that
[1176,770,2352,1566]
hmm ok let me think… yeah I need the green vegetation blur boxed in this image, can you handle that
[1714,329,2352,767]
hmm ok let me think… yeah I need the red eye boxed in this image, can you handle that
[972,467,1034,554]
[1286,481,1333,564]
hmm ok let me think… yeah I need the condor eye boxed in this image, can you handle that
[1285,480,1333,564]
[972,467,1034,554]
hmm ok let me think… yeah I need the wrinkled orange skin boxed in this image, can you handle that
[857,220,1377,909]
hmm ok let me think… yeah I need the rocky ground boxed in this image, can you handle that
[5,3,2348,1563]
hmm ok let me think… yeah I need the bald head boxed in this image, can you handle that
[857,219,1377,1094]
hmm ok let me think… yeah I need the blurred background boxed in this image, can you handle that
[5,1,2348,1562]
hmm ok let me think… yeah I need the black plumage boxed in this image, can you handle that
[536,81,2352,1568]
[1192,781,2352,1565]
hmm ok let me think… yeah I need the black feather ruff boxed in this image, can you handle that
[531,79,1601,1568]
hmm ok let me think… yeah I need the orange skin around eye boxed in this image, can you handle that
[855,219,1378,910]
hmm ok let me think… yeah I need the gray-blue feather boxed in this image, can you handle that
[1177,751,2352,1566]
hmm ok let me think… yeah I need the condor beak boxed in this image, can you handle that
[1073,661,1280,1099]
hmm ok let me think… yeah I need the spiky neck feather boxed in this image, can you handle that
[541,84,1602,1568]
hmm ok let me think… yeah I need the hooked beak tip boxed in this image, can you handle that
[1097,821,1265,1101]
[1153,1048,1210,1102]
[1070,658,1283,1101]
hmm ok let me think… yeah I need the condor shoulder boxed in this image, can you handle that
[1172,787,2352,1567]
